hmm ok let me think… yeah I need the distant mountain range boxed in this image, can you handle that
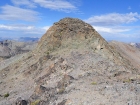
[18,37,39,42]
[0,37,12,41]
[0,40,37,58]
[130,42,140,49]
[0,37,39,42]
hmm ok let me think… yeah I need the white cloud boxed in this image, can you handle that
[93,26,130,34]
[91,25,140,42]
[42,26,50,30]
[0,24,50,38]
[85,12,140,26]
[11,0,79,13]
[0,24,49,32]
[0,24,34,31]
[0,5,39,21]
[84,13,140,42]
[11,0,36,8]
[33,0,77,13]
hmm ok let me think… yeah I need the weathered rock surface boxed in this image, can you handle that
[15,97,27,105]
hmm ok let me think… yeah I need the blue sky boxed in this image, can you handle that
[0,0,140,42]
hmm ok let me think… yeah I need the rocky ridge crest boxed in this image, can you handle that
[36,18,134,68]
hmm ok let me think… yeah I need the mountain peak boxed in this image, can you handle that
[0,18,138,105]
[37,18,107,54]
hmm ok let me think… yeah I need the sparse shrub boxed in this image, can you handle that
[46,51,51,59]
[78,74,82,78]
[91,82,97,85]
[46,51,50,55]
[31,100,40,105]
[4,93,9,98]
[123,79,131,83]
[58,88,65,94]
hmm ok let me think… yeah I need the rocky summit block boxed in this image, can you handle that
[36,17,131,66]
[37,18,106,52]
